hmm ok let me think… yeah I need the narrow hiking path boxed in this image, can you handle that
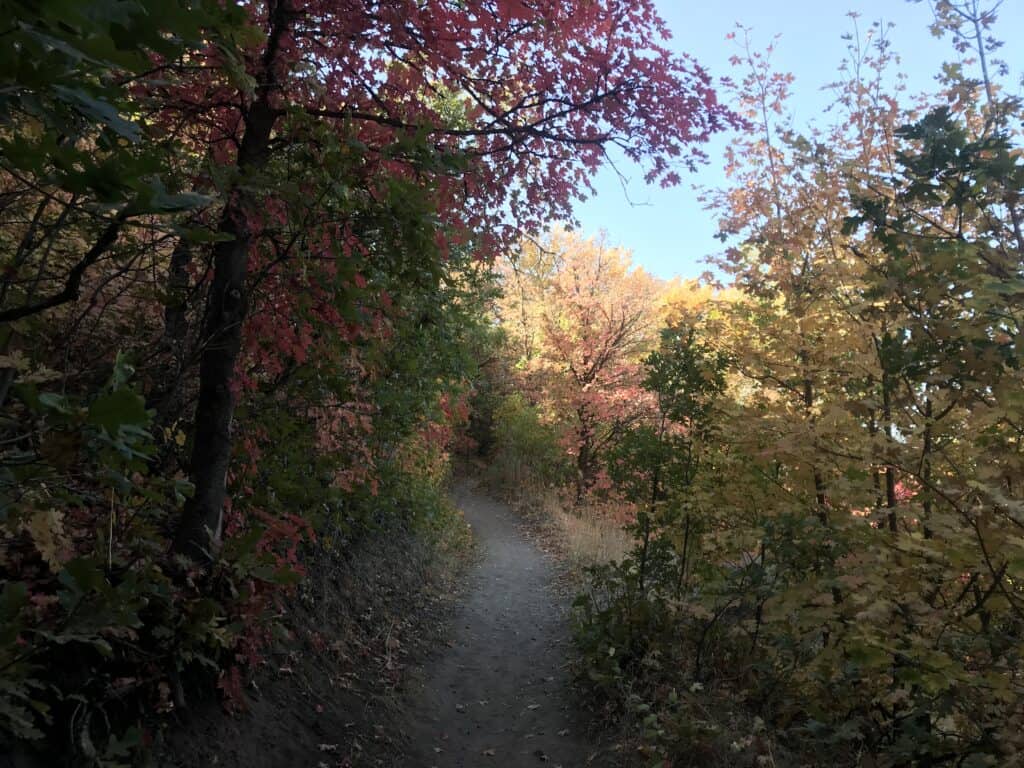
[398,481,602,767]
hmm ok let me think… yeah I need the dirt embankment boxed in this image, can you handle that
[158,480,612,768]
[157,515,469,768]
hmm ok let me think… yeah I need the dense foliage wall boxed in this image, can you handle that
[486,5,1024,766]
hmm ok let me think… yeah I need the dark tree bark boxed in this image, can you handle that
[172,1,292,563]
[574,405,595,505]
[149,240,192,424]
[0,212,127,323]
[921,395,933,539]
[882,376,898,533]
[801,362,828,524]
[163,239,192,345]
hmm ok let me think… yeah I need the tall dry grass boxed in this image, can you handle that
[521,490,630,568]
[549,501,633,570]
[487,461,634,572]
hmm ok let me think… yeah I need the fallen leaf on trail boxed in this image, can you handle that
[527,703,540,710]
[455,703,466,713]
[482,749,496,756]
[318,744,338,752]
[557,729,570,736]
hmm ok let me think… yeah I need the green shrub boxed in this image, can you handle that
[489,393,569,491]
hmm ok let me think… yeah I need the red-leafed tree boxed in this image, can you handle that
[500,229,660,502]
[162,0,737,560]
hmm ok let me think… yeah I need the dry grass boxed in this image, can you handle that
[481,458,634,571]
[547,500,633,570]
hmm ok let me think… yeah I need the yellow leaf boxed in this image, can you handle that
[24,509,67,571]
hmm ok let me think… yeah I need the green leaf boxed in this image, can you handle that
[50,85,141,141]
[88,389,149,434]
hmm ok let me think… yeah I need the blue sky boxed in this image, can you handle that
[572,0,1024,280]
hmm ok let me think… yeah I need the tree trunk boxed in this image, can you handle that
[921,395,933,539]
[802,368,827,524]
[882,374,898,533]
[637,463,661,594]
[151,240,192,424]
[172,2,291,563]
[575,435,591,505]
[164,240,191,345]
[574,405,595,505]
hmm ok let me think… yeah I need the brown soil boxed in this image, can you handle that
[395,480,611,767]
[157,479,615,768]
[157,514,469,768]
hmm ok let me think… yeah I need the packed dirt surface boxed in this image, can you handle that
[398,481,603,767]
[156,481,609,768]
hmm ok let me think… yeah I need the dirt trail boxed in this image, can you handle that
[398,481,601,767]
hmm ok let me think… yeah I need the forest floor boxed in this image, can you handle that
[157,478,614,768]
[158,503,469,768]
[395,479,607,767]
